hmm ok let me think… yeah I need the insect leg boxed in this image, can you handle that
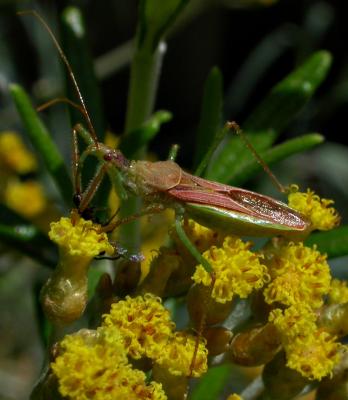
[100,203,165,233]
[72,126,82,201]
[174,216,213,273]
[78,163,109,213]
[229,121,287,193]
[36,97,85,114]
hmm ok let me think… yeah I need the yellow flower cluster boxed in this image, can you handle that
[51,328,167,400]
[287,185,340,231]
[49,216,114,259]
[102,294,208,378]
[103,293,175,359]
[263,240,331,309]
[0,131,47,218]
[269,306,340,380]
[0,131,37,174]
[4,179,46,218]
[192,236,269,303]
[328,279,348,305]
[156,331,208,378]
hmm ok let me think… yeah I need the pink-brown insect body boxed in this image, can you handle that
[120,158,311,239]
[129,160,182,193]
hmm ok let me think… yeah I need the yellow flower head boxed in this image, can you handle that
[192,236,269,303]
[156,331,208,378]
[269,306,340,380]
[286,331,340,381]
[263,240,331,309]
[288,185,340,231]
[328,279,348,305]
[0,131,37,174]
[49,216,114,259]
[102,294,175,359]
[4,179,46,218]
[269,305,317,339]
[51,328,167,400]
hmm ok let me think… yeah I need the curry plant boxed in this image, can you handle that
[1,1,348,400]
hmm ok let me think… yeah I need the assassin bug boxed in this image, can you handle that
[19,11,311,272]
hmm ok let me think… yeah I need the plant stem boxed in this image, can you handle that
[125,42,166,132]
[119,42,166,249]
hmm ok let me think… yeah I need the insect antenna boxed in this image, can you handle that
[227,121,286,193]
[17,10,99,148]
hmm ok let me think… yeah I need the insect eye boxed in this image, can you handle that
[104,152,113,162]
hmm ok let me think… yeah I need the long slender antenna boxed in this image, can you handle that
[17,10,99,147]
[227,121,286,193]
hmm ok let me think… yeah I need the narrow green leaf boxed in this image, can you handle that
[138,0,190,51]
[206,129,275,182]
[207,51,331,183]
[229,133,324,186]
[60,7,110,220]
[60,6,106,140]
[305,226,348,258]
[195,123,231,177]
[119,110,172,158]
[190,365,233,400]
[194,67,223,171]
[9,83,72,206]
[244,50,332,132]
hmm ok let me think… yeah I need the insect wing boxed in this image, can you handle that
[167,174,310,238]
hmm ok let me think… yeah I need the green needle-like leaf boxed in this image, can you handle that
[195,123,231,177]
[206,129,275,182]
[60,6,110,219]
[194,66,223,170]
[306,226,348,258]
[229,133,324,186]
[9,83,72,206]
[119,110,172,158]
[60,6,106,140]
[207,51,332,183]
[244,50,332,132]
[190,365,233,400]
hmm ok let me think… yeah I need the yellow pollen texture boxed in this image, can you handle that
[263,240,331,309]
[102,294,175,360]
[156,331,208,378]
[192,236,269,303]
[288,185,340,231]
[328,278,348,305]
[48,216,114,258]
[269,306,340,380]
[51,328,167,400]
